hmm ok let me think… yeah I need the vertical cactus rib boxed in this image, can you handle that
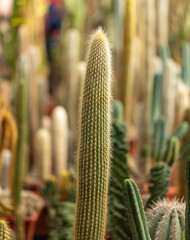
[185,157,190,239]
[123,179,151,240]
[74,28,112,240]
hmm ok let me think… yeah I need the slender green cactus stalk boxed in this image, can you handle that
[171,122,189,140]
[13,80,26,208]
[186,157,190,239]
[162,136,179,166]
[16,208,25,240]
[162,59,177,135]
[140,145,151,176]
[152,116,166,161]
[146,162,170,208]
[74,28,112,240]
[34,128,52,181]
[52,106,68,180]
[146,199,185,240]
[109,100,131,240]
[0,220,12,239]
[123,179,151,240]
[159,46,171,63]
[120,0,136,129]
[182,43,190,86]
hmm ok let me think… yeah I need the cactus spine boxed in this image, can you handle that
[52,106,68,180]
[0,220,12,239]
[123,179,151,240]
[74,28,112,240]
[146,199,185,240]
[34,128,52,181]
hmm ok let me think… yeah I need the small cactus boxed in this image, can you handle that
[123,179,151,240]
[52,106,68,180]
[0,220,12,240]
[146,162,170,208]
[34,128,52,181]
[146,199,185,240]
[74,28,112,240]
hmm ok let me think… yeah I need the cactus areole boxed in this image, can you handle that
[74,28,112,240]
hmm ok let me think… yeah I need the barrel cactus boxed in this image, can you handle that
[74,28,112,240]
[146,199,185,240]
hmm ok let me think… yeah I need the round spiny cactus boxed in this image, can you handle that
[0,220,12,239]
[146,199,185,240]
[74,28,112,240]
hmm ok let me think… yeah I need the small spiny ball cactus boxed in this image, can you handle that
[146,199,185,240]
[34,128,52,181]
[52,106,68,179]
[0,220,12,239]
[74,28,112,240]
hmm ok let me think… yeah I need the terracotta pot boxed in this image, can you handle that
[3,208,43,240]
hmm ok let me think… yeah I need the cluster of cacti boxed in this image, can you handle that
[109,100,131,240]
[74,28,112,240]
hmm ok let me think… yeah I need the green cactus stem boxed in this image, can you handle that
[146,199,185,240]
[182,43,190,86]
[162,136,179,166]
[74,28,112,240]
[0,220,12,240]
[146,162,170,208]
[13,80,26,208]
[186,157,190,239]
[171,121,189,140]
[123,179,151,240]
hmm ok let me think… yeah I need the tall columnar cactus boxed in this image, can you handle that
[52,106,68,180]
[186,157,190,239]
[0,220,12,239]
[123,179,151,240]
[109,100,131,240]
[152,116,166,161]
[182,42,190,86]
[13,81,26,208]
[120,0,136,129]
[146,162,170,208]
[34,128,52,181]
[146,199,185,240]
[74,28,112,240]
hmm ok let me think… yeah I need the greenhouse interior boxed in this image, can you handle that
[0,0,190,239]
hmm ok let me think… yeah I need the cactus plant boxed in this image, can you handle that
[146,199,185,240]
[171,121,189,140]
[123,179,151,240]
[146,162,170,208]
[34,128,52,181]
[162,136,179,166]
[60,169,76,202]
[109,100,131,240]
[0,220,12,239]
[52,106,69,180]
[74,28,112,240]
[0,149,12,189]
[186,157,190,239]
[182,42,190,86]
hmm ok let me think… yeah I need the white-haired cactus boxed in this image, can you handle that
[52,106,68,179]
[146,199,185,240]
[34,128,52,181]
[41,115,52,133]
[74,28,112,240]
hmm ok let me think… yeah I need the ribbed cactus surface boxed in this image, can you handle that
[123,179,151,240]
[0,220,12,239]
[146,199,185,240]
[74,28,112,240]
[146,162,170,208]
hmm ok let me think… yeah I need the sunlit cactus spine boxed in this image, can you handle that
[74,28,112,240]
[146,199,185,240]
[146,162,170,208]
[109,100,131,240]
[120,0,136,130]
[34,128,52,181]
[0,220,12,239]
[13,80,26,208]
[52,106,68,180]
[123,179,151,240]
